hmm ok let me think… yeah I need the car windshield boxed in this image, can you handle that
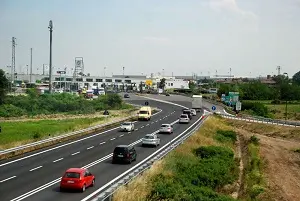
[144,135,154,139]
[139,111,148,114]
[161,125,169,127]
[180,115,187,118]
[122,122,131,126]
[183,110,190,114]
[64,172,80,178]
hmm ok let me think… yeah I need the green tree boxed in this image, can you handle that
[159,78,166,89]
[0,69,9,104]
[292,71,300,85]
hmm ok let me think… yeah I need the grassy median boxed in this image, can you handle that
[113,116,241,201]
[0,109,136,150]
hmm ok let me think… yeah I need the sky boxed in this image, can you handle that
[0,0,300,78]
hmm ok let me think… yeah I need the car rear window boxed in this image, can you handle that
[183,110,191,114]
[144,135,154,139]
[64,172,80,178]
[122,122,131,126]
[161,124,169,127]
[139,111,148,114]
[114,147,128,153]
[181,114,187,118]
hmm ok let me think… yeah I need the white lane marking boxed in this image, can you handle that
[119,134,124,137]
[9,116,183,201]
[81,115,204,201]
[99,142,106,145]
[0,126,122,167]
[141,126,144,128]
[52,158,63,163]
[155,120,158,122]
[146,124,150,126]
[0,176,17,183]
[29,166,43,172]
[128,132,131,134]
[151,122,154,124]
[159,119,162,120]
[135,128,138,131]
[87,146,94,150]
[71,151,80,156]
[110,138,116,141]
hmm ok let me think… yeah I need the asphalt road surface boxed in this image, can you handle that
[0,94,202,201]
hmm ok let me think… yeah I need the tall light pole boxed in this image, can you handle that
[123,67,125,76]
[48,20,53,93]
[30,48,33,83]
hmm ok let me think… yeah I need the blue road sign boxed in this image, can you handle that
[212,106,216,111]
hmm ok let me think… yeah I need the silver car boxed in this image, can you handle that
[142,134,160,147]
[120,122,134,132]
[179,114,190,124]
[159,124,173,134]
[190,109,196,116]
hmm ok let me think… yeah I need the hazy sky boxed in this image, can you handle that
[0,0,300,78]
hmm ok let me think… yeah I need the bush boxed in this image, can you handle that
[0,104,26,117]
[215,130,237,143]
[241,101,270,117]
[149,146,238,201]
[250,135,259,145]
[1,93,125,117]
[271,99,281,104]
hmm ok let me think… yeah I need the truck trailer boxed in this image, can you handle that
[192,95,203,112]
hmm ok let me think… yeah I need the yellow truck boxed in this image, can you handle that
[138,106,152,121]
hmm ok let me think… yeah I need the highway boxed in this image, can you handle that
[0,94,205,201]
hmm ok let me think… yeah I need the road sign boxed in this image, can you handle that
[57,71,66,74]
[212,106,216,111]
[236,101,242,111]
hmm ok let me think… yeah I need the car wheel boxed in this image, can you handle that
[91,179,95,187]
[82,184,86,192]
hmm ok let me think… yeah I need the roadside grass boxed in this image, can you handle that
[226,120,300,142]
[0,109,137,149]
[241,100,300,120]
[113,116,240,201]
[243,135,265,200]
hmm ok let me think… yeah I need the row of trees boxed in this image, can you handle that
[216,71,300,101]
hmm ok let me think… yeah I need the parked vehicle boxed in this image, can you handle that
[120,122,134,131]
[159,124,173,134]
[182,109,192,119]
[138,106,152,121]
[112,145,137,164]
[142,134,160,147]
[192,95,202,112]
[124,93,130,98]
[190,109,197,116]
[60,168,95,192]
[179,114,190,124]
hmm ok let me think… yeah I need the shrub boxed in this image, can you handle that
[241,101,269,117]
[0,104,26,117]
[215,130,237,143]
[250,135,259,145]
[32,132,41,139]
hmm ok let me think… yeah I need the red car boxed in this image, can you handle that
[60,168,95,192]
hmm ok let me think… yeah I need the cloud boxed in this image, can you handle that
[209,0,257,20]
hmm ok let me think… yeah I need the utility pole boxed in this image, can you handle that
[43,64,45,75]
[229,68,232,77]
[30,48,33,83]
[123,67,125,76]
[48,20,53,93]
[11,37,16,87]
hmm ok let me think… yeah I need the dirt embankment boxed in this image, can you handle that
[229,120,300,201]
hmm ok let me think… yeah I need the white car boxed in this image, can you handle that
[190,109,196,116]
[120,122,134,132]
[179,114,190,124]
[142,134,160,147]
[159,124,173,134]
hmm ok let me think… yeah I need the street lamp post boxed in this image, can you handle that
[48,20,53,93]
[283,72,288,121]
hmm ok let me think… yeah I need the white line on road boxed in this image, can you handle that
[146,124,150,126]
[159,119,162,120]
[99,142,106,145]
[71,151,80,156]
[119,134,124,137]
[87,146,94,150]
[52,158,63,163]
[141,126,144,128]
[110,138,116,141]
[135,128,138,131]
[155,120,158,122]
[29,166,43,172]
[151,122,154,124]
[0,176,17,183]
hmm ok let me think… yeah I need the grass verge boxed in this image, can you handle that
[113,116,241,201]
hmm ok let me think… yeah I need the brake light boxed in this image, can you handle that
[127,153,130,158]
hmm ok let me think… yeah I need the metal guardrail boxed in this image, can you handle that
[220,113,300,127]
[86,115,208,201]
